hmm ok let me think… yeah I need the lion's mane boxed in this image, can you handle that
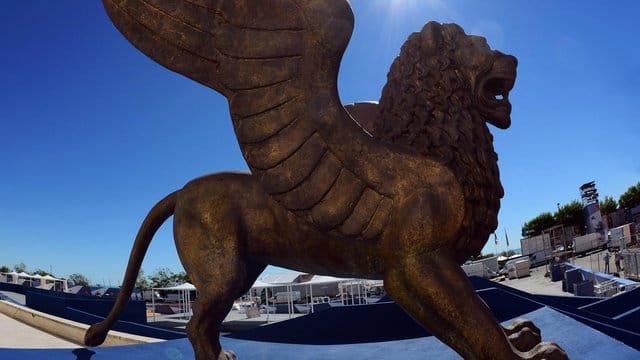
[377,23,503,261]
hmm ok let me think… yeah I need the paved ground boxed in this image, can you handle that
[0,291,79,349]
[496,265,566,296]
[498,249,631,296]
[0,312,79,349]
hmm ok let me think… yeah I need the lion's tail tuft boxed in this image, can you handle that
[84,321,109,347]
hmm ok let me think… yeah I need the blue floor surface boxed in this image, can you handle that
[1,307,638,359]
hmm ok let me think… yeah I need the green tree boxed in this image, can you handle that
[149,267,175,288]
[32,269,52,276]
[0,265,9,273]
[13,263,27,273]
[135,268,150,290]
[522,212,555,236]
[171,271,191,285]
[68,273,90,286]
[619,182,640,210]
[554,200,585,235]
[600,196,618,215]
[469,253,495,261]
[499,250,516,257]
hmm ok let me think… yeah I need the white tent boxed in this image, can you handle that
[250,279,274,289]
[15,272,35,286]
[249,274,359,316]
[301,275,351,285]
[157,282,197,291]
[259,271,304,285]
[295,275,361,313]
[247,279,281,321]
[19,273,69,291]
[40,274,68,291]
[151,282,198,321]
[2,271,20,284]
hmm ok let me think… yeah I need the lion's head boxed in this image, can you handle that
[378,21,517,139]
[377,22,518,259]
[449,26,517,130]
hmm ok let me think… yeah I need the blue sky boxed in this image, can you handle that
[2,1,638,285]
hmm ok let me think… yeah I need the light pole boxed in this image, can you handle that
[557,202,571,263]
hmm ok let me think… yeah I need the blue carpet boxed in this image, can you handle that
[1,307,638,359]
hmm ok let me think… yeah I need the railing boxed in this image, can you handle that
[622,249,640,281]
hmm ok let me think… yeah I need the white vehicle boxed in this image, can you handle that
[271,291,301,304]
[499,256,530,279]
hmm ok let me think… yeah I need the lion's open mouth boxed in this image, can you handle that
[478,55,517,129]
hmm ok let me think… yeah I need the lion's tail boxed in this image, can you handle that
[84,190,177,347]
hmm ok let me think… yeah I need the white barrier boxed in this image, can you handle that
[0,300,161,347]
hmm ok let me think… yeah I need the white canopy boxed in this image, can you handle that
[155,282,197,291]
[251,274,356,288]
[259,272,304,285]
[250,279,274,289]
[150,282,196,322]
[3,272,68,291]
[299,275,353,285]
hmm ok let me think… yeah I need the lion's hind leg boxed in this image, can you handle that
[173,181,266,360]
[185,261,265,360]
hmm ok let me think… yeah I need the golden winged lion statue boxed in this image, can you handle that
[85,1,568,359]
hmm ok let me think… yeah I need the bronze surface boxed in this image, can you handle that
[85,1,567,359]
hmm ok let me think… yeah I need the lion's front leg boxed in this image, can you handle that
[384,247,568,360]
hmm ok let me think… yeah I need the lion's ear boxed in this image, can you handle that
[421,22,444,55]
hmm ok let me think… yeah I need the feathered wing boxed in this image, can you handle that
[103,0,451,238]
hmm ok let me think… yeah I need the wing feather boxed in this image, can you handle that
[234,98,303,143]
[309,169,366,230]
[229,80,300,118]
[241,119,315,170]
[272,152,342,210]
[103,0,440,239]
[256,134,327,194]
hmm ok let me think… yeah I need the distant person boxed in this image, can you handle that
[603,252,611,274]
[615,252,623,273]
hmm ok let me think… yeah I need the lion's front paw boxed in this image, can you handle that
[508,327,542,352]
[504,318,540,337]
[522,342,568,360]
[503,318,542,352]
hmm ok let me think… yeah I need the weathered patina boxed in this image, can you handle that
[86,1,567,359]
